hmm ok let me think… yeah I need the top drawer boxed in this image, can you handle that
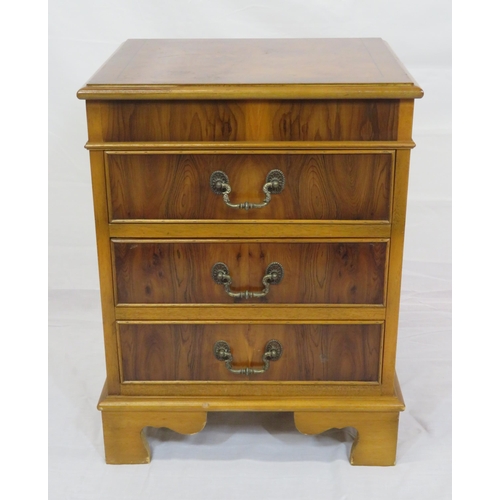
[93,100,399,142]
[106,151,393,222]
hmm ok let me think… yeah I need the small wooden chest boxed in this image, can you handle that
[78,38,423,465]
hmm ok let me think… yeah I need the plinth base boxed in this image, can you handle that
[98,379,405,466]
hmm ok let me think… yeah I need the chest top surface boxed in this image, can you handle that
[77,38,423,100]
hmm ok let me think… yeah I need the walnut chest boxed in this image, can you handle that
[77,38,423,465]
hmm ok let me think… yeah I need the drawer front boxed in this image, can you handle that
[98,100,398,142]
[107,153,392,221]
[118,323,382,382]
[112,240,387,305]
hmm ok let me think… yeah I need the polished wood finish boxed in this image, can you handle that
[89,150,121,394]
[114,306,386,322]
[99,375,405,411]
[101,410,207,464]
[108,222,391,239]
[86,39,416,86]
[112,240,388,305]
[381,149,411,395]
[91,100,399,142]
[77,39,422,100]
[107,152,392,221]
[98,377,404,465]
[87,141,415,151]
[295,411,400,466]
[78,85,422,100]
[79,38,422,465]
[118,322,382,382]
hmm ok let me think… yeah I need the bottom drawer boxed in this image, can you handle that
[118,322,382,383]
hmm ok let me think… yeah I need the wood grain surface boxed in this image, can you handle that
[97,100,399,142]
[77,38,423,100]
[112,241,388,305]
[107,153,392,221]
[118,323,382,382]
[108,222,392,240]
[85,39,416,86]
[295,410,399,465]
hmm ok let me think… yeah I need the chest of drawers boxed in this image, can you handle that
[77,38,422,465]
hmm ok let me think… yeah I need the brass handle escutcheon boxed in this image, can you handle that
[211,262,284,299]
[210,169,285,210]
[213,339,283,375]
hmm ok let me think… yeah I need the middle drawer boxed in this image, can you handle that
[112,240,388,305]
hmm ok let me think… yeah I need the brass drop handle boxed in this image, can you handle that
[213,340,283,376]
[211,262,284,299]
[210,169,285,210]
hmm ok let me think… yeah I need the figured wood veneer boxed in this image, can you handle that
[107,153,392,221]
[77,39,423,100]
[118,323,382,382]
[85,39,415,86]
[112,241,388,305]
[95,100,399,143]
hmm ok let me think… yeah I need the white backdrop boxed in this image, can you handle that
[49,1,451,499]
